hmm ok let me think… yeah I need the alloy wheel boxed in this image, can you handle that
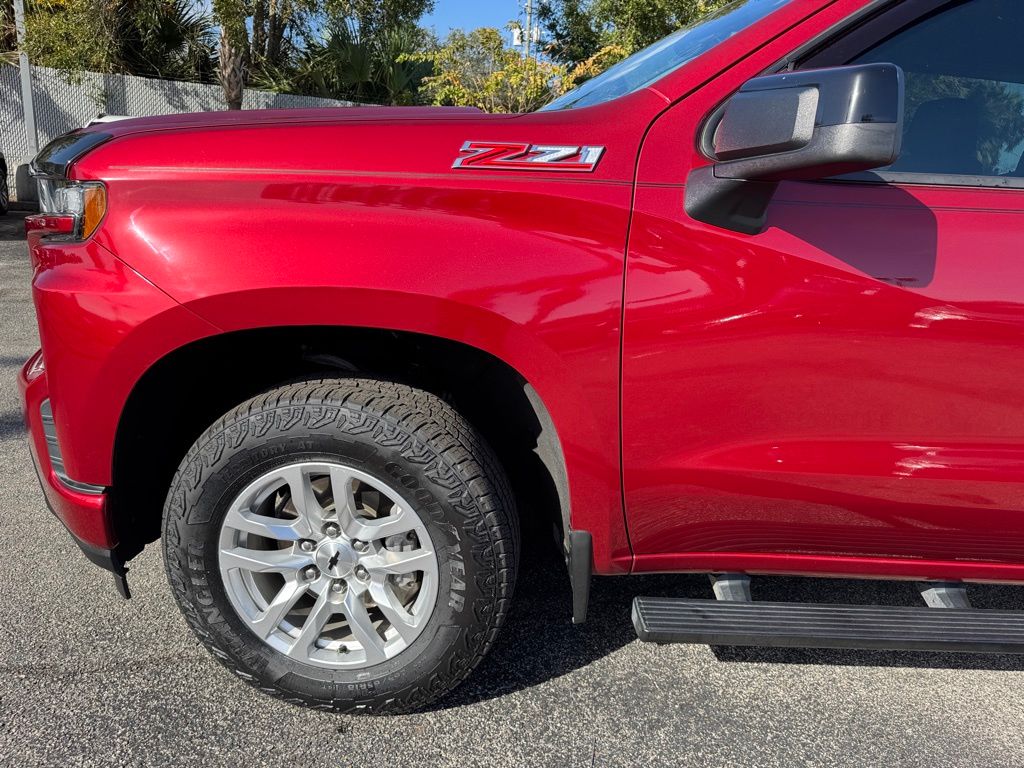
[218,462,439,669]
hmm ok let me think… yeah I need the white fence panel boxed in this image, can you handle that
[0,65,363,197]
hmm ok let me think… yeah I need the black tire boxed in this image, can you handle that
[15,163,36,204]
[162,378,518,713]
[0,164,8,215]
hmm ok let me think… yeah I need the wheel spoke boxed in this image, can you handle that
[330,466,361,528]
[282,466,326,524]
[287,590,334,658]
[362,548,435,576]
[368,577,419,642]
[223,505,311,542]
[342,590,387,665]
[344,505,417,543]
[218,461,441,670]
[250,579,309,639]
[220,547,309,573]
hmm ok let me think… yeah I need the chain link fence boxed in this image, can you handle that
[1,65,363,198]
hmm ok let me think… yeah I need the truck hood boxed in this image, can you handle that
[88,106,517,140]
[64,100,638,185]
[35,105,525,180]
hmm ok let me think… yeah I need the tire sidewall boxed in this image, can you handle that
[164,395,503,711]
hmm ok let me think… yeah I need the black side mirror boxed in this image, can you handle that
[685,63,904,234]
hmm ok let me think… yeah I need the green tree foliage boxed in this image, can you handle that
[601,0,727,53]
[210,0,246,64]
[337,0,435,39]
[537,0,602,66]
[23,0,214,80]
[116,0,215,80]
[212,0,312,77]
[216,0,433,103]
[417,27,565,114]
[23,0,112,73]
[541,0,727,66]
[273,19,432,105]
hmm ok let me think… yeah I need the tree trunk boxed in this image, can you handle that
[252,0,266,64]
[1,0,17,52]
[266,0,290,66]
[218,34,245,110]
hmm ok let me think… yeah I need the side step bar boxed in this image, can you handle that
[632,597,1024,654]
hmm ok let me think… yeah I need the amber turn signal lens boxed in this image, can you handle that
[80,184,107,239]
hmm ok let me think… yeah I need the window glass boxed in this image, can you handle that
[540,0,790,111]
[851,0,1024,177]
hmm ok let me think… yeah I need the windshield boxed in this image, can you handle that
[541,0,792,111]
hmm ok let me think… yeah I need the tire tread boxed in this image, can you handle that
[162,377,518,714]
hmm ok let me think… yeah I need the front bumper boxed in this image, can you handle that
[19,350,129,597]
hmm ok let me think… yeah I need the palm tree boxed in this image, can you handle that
[291,20,430,105]
[217,32,244,109]
[115,0,216,81]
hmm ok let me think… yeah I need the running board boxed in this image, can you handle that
[632,597,1024,654]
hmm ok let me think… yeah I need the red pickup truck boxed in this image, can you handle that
[19,0,1024,713]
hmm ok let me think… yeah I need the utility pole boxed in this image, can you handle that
[12,0,39,157]
[515,0,540,60]
[524,0,534,59]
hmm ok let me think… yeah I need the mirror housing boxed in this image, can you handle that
[685,63,904,234]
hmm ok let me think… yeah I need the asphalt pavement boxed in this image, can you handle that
[1,209,1022,767]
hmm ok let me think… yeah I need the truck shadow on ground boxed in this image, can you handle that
[439,539,1024,709]
[0,210,29,241]
[0,410,26,440]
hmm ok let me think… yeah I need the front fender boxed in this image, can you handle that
[29,238,220,487]
[179,285,631,572]
[78,133,634,570]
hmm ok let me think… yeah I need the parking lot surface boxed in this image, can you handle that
[2,210,1022,767]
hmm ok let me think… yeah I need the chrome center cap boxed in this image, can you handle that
[315,540,357,578]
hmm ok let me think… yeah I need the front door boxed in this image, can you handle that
[622,0,1024,574]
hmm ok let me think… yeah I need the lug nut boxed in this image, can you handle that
[352,540,368,552]
[299,540,315,552]
[331,580,346,593]
[302,566,319,581]
[324,523,340,538]
[354,565,369,580]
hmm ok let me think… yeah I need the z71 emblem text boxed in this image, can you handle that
[452,141,605,172]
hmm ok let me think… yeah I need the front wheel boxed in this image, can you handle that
[162,378,518,713]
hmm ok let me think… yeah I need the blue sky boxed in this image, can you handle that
[423,1,525,37]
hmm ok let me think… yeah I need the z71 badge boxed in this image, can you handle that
[452,141,605,172]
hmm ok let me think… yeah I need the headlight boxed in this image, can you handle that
[35,178,107,240]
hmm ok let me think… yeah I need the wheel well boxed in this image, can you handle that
[110,326,570,563]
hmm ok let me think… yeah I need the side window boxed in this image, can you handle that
[849,0,1024,179]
